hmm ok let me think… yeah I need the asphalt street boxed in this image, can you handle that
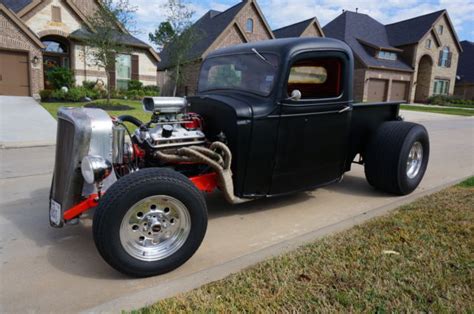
[0,110,473,313]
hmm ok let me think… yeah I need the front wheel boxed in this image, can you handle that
[93,168,207,277]
[364,121,429,195]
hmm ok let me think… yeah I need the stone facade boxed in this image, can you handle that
[301,23,324,37]
[0,0,158,97]
[409,15,460,102]
[0,10,44,97]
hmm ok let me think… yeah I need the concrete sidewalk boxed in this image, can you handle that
[0,96,56,148]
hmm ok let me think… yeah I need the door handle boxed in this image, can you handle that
[338,106,351,113]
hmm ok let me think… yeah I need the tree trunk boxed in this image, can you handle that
[105,71,111,103]
[173,62,180,97]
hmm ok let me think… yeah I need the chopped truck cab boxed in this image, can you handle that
[50,38,429,277]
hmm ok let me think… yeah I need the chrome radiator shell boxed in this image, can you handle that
[50,107,116,227]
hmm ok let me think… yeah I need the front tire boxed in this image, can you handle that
[93,168,207,277]
[364,121,429,195]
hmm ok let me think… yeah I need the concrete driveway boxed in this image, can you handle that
[0,96,56,148]
[0,111,473,313]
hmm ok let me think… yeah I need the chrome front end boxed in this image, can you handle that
[49,107,117,227]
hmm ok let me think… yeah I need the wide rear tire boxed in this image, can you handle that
[364,121,429,195]
[93,168,207,277]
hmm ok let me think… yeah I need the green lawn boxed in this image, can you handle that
[135,177,474,313]
[41,100,152,131]
[401,104,474,116]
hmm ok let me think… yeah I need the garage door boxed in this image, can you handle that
[390,80,409,101]
[367,79,387,102]
[0,50,30,96]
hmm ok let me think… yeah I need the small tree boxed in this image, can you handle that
[81,0,137,102]
[149,0,199,96]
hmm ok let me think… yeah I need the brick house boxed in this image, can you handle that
[0,0,160,98]
[157,0,274,96]
[273,17,324,38]
[323,10,462,103]
[454,41,474,100]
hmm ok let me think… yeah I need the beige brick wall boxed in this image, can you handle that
[74,45,157,87]
[209,24,247,54]
[236,2,272,42]
[0,12,43,97]
[411,14,460,102]
[301,23,323,37]
[24,0,82,36]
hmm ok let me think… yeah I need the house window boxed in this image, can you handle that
[425,39,432,49]
[437,25,443,35]
[246,18,254,33]
[52,6,61,22]
[439,46,450,67]
[377,51,397,60]
[116,54,131,90]
[287,58,342,99]
[433,79,449,95]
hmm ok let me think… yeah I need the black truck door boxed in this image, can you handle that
[270,52,352,194]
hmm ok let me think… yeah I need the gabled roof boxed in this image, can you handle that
[386,10,462,51]
[323,11,413,72]
[0,0,31,13]
[158,0,275,70]
[158,1,246,70]
[385,10,444,47]
[273,17,324,38]
[457,41,474,84]
[0,3,44,48]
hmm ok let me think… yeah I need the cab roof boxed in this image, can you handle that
[206,37,352,59]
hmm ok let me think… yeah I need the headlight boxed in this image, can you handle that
[81,155,112,184]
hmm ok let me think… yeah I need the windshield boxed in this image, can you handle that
[198,53,279,96]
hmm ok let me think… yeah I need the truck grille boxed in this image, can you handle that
[52,118,75,205]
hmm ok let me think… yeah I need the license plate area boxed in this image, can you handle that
[50,199,63,227]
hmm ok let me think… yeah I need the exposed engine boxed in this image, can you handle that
[134,97,205,149]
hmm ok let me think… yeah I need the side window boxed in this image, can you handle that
[287,58,342,99]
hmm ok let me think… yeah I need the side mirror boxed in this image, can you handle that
[288,89,302,101]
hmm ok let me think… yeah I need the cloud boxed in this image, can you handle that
[132,0,474,45]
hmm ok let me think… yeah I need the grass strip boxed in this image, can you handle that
[401,104,474,116]
[136,177,474,313]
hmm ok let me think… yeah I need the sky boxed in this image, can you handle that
[131,0,474,47]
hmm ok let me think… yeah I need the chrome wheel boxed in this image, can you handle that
[406,141,423,179]
[119,195,191,262]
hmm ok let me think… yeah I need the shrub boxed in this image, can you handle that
[50,89,67,100]
[428,95,474,107]
[39,89,53,101]
[143,85,160,95]
[128,80,143,91]
[85,100,134,111]
[46,67,75,89]
[65,87,100,102]
[125,89,146,100]
[82,80,97,90]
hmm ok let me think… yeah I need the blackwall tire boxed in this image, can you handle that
[364,121,429,195]
[93,168,207,277]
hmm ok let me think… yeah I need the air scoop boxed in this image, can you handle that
[142,97,188,113]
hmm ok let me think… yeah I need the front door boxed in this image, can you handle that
[270,53,352,194]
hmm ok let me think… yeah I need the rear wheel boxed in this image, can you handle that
[364,121,429,195]
[93,168,207,277]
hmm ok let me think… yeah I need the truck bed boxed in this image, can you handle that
[346,101,403,169]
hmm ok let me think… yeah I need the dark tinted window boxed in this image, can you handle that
[198,53,279,96]
[287,58,342,99]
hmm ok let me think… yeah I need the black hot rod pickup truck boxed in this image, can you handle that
[50,38,429,277]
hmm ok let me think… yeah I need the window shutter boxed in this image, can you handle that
[52,6,61,22]
[438,50,443,66]
[131,55,139,80]
[109,54,116,90]
[446,52,452,68]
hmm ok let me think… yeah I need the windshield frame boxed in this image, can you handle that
[197,52,280,97]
